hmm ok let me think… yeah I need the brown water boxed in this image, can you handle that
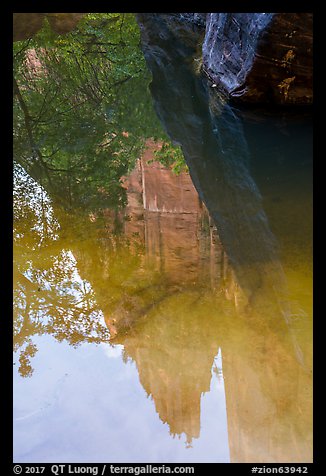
[13,126,312,462]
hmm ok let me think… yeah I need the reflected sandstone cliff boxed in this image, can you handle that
[104,150,312,462]
[13,11,312,463]
[122,140,227,290]
[13,152,312,462]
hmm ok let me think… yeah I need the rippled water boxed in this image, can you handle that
[13,112,312,462]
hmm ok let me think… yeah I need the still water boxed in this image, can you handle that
[13,13,312,464]
[13,114,312,462]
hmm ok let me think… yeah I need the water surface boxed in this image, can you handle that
[13,13,312,463]
[14,120,312,462]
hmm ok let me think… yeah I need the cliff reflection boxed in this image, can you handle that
[112,292,312,462]
[122,140,226,290]
[107,152,312,462]
[14,153,312,461]
[13,12,311,463]
[13,164,111,377]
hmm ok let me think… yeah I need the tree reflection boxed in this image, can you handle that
[13,13,201,378]
[13,13,165,213]
[13,12,312,463]
[13,165,111,377]
[12,13,174,377]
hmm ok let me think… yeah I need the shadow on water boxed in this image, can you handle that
[136,13,312,346]
[13,13,312,463]
[128,13,312,461]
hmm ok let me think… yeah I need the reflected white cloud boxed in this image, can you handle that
[101,343,124,359]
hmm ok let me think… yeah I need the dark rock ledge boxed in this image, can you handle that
[13,12,312,106]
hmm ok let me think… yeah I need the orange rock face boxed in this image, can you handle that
[122,140,225,288]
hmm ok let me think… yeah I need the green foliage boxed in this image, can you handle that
[153,142,188,175]
[13,13,164,212]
